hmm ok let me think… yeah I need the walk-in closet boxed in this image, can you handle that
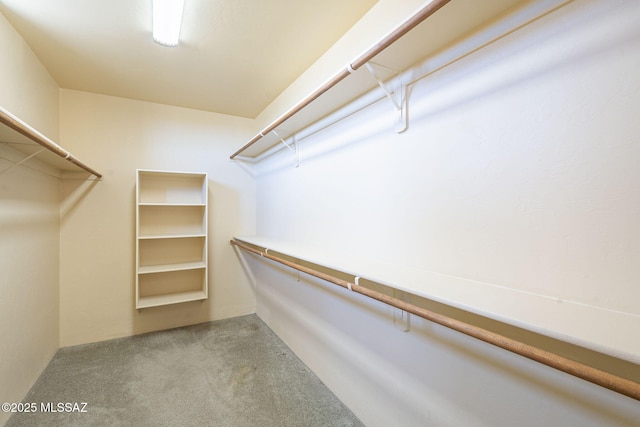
[1,0,639,426]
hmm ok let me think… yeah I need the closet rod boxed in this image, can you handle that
[0,107,102,178]
[230,238,640,401]
[229,0,451,160]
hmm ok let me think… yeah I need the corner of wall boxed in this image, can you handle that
[0,9,61,426]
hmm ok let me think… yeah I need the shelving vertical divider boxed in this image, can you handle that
[136,169,208,309]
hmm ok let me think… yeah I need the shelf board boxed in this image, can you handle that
[137,169,207,204]
[234,235,640,364]
[136,290,207,309]
[137,169,207,179]
[138,203,206,207]
[138,233,206,240]
[138,261,206,275]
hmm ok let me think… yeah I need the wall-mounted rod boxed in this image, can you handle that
[230,238,640,401]
[229,0,451,160]
[0,107,102,178]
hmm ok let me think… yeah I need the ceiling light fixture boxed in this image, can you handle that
[152,0,185,47]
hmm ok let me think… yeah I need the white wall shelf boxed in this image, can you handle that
[233,235,640,366]
[136,170,208,309]
[229,0,569,162]
[138,203,207,206]
[138,234,207,240]
[0,106,101,178]
[138,261,207,275]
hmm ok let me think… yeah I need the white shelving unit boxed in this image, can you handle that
[136,170,208,309]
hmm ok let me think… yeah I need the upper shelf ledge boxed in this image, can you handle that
[229,0,568,161]
[229,0,452,160]
[0,106,102,178]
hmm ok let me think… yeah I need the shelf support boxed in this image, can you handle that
[272,130,299,168]
[393,289,410,332]
[229,0,452,160]
[0,107,102,178]
[0,147,46,175]
[364,62,408,133]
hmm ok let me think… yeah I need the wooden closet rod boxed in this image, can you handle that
[0,107,102,178]
[229,0,451,160]
[230,238,640,401]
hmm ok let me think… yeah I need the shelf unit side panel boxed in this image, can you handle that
[202,175,208,300]
[135,171,141,305]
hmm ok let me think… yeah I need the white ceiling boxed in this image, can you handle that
[0,0,378,118]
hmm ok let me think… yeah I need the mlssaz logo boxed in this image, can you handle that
[40,402,88,413]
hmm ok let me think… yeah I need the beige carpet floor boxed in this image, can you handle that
[6,314,362,427]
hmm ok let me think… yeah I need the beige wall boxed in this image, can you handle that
[0,11,60,427]
[58,89,257,347]
[0,14,58,139]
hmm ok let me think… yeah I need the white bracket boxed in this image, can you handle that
[272,129,299,168]
[392,289,410,332]
[364,62,408,133]
[0,147,46,175]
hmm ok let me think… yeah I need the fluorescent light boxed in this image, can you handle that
[152,0,185,47]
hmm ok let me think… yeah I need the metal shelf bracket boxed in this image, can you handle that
[393,288,411,332]
[364,62,408,133]
[0,145,46,175]
[272,129,299,168]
